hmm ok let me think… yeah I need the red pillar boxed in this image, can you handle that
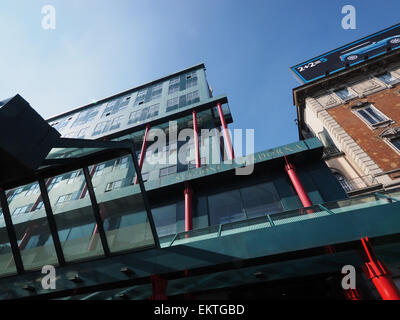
[343,288,361,300]
[360,237,400,300]
[80,165,97,199]
[184,182,193,232]
[217,103,234,160]
[192,110,201,168]
[134,125,150,185]
[284,156,313,208]
[150,274,168,300]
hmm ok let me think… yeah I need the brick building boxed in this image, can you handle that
[293,36,400,196]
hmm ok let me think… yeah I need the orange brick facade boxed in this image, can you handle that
[327,86,400,180]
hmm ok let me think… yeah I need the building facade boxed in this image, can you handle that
[0,62,399,300]
[293,34,400,196]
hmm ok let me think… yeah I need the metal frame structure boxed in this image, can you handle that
[0,137,160,276]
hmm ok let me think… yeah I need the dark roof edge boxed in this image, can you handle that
[46,63,206,122]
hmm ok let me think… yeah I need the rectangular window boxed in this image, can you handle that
[105,180,123,192]
[389,137,400,153]
[151,83,163,100]
[71,106,100,128]
[334,88,356,101]
[48,176,63,190]
[13,205,32,216]
[94,163,106,176]
[186,90,200,105]
[115,156,129,170]
[77,127,89,139]
[56,193,76,206]
[354,104,390,126]
[25,183,39,196]
[168,77,180,94]
[159,165,177,177]
[166,97,179,112]
[186,71,198,89]
[92,120,110,136]
[67,171,81,184]
[109,115,124,131]
[377,72,400,85]
[134,88,148,106]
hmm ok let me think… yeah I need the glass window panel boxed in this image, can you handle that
[151,202,184,237]
[0,207,17,276]
[240,182,283,218]
[46,170,104,262]
[90,155,156,253]
[208,189,246,225]
[6,183,59,271]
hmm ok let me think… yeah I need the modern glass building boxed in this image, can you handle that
[0,64,400,300]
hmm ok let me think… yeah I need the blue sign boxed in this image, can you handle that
[291,23,400,84]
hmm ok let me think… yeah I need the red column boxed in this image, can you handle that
[184,182,193,232]
[150,274,168,300]
[80,165,97,199]
[284,156,313,208]
[360,237,400,300]
[217,103,234,160]
[192,110,201,168]
[134,125,150,185]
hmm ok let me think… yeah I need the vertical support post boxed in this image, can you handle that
[184,182,193,232]
[217,103,234,160]
[192,110,201,168]
[83,167,111,257]
[0,189,24,274]
[150,274,168,300]
[134,125,150,185]
[129,143,160,249]
[360,237,400,300]
[38,178,66,266]
[284,156,313,208]
[80,166,97,199]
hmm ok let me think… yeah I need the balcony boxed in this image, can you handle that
[322,145,343,159]
[337,175,383,196]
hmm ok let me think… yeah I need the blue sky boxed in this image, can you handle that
[1,0,400,152]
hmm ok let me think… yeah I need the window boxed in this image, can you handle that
[77,127,89,139]
[208,189,246,225]
[115,156,129,170]
[240,182,283,219]
[159,165,177,177]
[48,176,63,190]
[141,172,149,182]
[334,88,356,101]
[67,171,81,184]
[13,205,32,216]
[128,104,159,126]
[71,106,100,128]
[353,104,390,127]
[166,97,179,112]
[94,163,106,176]
[377,72,400,85]
[8,187,24,201]
[151,83,163,100]
[25,183,39,196]
[63,132,77,138]
[105,180,123,192]
[334,173,352,193]
[148,103,160,118]
[56,193,76,205]
[134,88,148,106]
[185,71,198,89]
[186,90,200,105]
[389,137,400,152]
[168,77,180,94]
[92,120,110,136]
[109,115,124,131]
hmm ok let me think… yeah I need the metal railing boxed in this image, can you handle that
[162,189,400,248]
[338,175,380,193]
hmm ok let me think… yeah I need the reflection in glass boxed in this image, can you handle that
[6,183,58,271]
[47,171,105,262]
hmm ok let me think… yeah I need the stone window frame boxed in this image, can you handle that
[350,102,394,130]
[379,126,400,156]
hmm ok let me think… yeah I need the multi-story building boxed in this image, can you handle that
[292,23,400,196]
[0,62,400,300]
